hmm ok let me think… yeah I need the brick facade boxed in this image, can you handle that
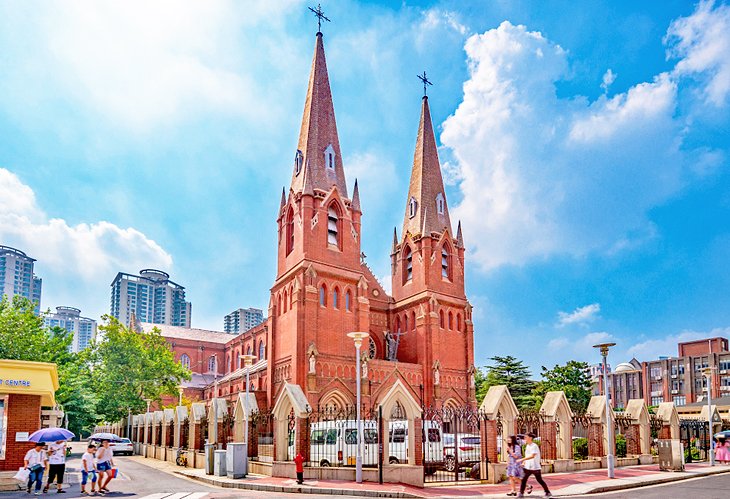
[1,394,42,471]
[540,421,558,460]
[624,425,641,456]
[588,423,605,458]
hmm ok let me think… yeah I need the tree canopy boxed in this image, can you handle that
[534,360,593,412]
[475,355,537,409]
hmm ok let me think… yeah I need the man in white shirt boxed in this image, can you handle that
[44,440,67,493]
[23,442,48,495]
[518,433,552,498]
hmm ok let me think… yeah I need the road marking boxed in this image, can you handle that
[165,493,197,499]
[137,493,208,499]
[184,493,208,499]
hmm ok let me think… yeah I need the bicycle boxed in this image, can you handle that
[176,448,188,467]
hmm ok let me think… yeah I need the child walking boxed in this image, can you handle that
[81,445,98,495]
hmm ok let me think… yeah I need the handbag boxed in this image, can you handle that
[109,468,118,479]
[29,464,43,472]
[14,468,30,481]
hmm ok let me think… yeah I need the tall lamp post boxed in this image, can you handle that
[143,398,151,451]
[178,385,184,406]
[240,354,257,477]
[347,332,369,484]
[593,342,616,479]
[703,368,715,466]
[212,355,219,447]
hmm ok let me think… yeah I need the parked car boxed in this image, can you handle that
[442,433,481,472]
[110,438,133,455]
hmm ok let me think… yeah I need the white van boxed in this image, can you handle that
[308,419,379,467]
[387,420,444,470]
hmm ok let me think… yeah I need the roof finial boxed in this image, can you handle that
[308,3,331,34]
[417,71,433,98]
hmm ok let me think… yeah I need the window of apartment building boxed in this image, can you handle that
[721,376,730,388]
[651,396,663,405]
[719,359,730,372]
[650,366,662,378]
[673,396,686,406]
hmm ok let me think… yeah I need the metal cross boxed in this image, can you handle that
[308,4,331,33]
[417,71,433,97]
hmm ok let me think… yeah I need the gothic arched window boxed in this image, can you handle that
[259,341,265,360]
[436,192,445,215]
[208,355,217,374]
[441,245,451,280]
[324,144,336,170]
[319,285,327,306]
[439,310,445,329]
[333,287,339,309]
[403,246,413,284]
[448,311,454,330]
[327,204,340,246]
[286,207,294,256]
[179,354,191,369]
[294,150,303,176]
[247,345,252,356]
[345,290,352,311]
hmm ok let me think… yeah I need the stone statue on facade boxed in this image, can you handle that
[309,352,316,374]
[385,330,403,361]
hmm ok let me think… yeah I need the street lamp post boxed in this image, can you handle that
[703,368,715,466]
[178,386,184,406]
[347,332,369,484]
[143,398,151,451]
[212,355,219,447]
[593,342,616,479]
[240,354,257,478]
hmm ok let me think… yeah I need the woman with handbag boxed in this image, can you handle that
[23,442,48,495]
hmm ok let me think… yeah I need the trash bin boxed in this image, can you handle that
[214,449,227,476]
[204,443,216,475]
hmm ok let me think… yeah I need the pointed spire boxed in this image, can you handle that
[302,159,314,196]
[456,220,464,248]
[351,179,361,212]
[392,227,398,253]
[402,96,452,237]
[280,187,286,209]
[289,33,349,198]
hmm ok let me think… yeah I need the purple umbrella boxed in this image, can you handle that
[28,427,75,443]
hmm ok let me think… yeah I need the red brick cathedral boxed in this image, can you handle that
[174,31,476,413]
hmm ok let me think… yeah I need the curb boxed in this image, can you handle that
[582,467,730,495]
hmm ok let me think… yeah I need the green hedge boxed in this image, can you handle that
[573,437,588,460]
[616,434,627,458]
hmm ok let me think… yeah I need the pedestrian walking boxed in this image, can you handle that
[294,452,305,485]
[23,442,48,495]
[95,440,115,494]
[81,445,98,495]
[505,435,527,496]
[44,440,67,493]
[517,433,552,498]
[715,436,730,464]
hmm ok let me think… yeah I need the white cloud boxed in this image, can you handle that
[441,2,728,271]
[627,327,730,361]
[0,168,172,316]
[547,337,570,351]
[0,0,303,133]
[557,303,601,327]
[666,0,730,107]
[600,69,616,93]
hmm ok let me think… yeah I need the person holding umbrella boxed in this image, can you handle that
[26,428,75,495]
[23,442,48,495]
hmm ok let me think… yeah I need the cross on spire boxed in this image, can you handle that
[308,3,331,34]
[417,71,433,97]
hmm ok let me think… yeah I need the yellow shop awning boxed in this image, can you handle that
[0,359,59,406]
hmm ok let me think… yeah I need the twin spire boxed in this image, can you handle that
[288,26,456,243]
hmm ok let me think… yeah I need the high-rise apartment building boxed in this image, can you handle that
[0,245,42,314]
[110,269,191,328]
[45,306,97,352]
[223,307,264,334]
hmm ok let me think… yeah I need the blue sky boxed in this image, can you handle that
[1,0,729,375]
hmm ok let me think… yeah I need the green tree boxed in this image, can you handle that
[475,356,536,409]
[533,360,593,412]
[88,316,191,421]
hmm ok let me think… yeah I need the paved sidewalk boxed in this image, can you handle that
[127,456,730,498]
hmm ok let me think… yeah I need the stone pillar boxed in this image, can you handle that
[588,423,604,458]
[381,417,390,465]
[540,421,558,461]
[484,419,498,463]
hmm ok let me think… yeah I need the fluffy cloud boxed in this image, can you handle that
[666,0,730,107]
[557,303,601,327]
[627,327,730,361]
[442,1,728,271]
[0,168,172,316]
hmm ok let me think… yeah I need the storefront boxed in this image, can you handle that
[0,359,59,471]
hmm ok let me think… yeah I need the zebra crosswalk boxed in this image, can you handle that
[137,493,208,499]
